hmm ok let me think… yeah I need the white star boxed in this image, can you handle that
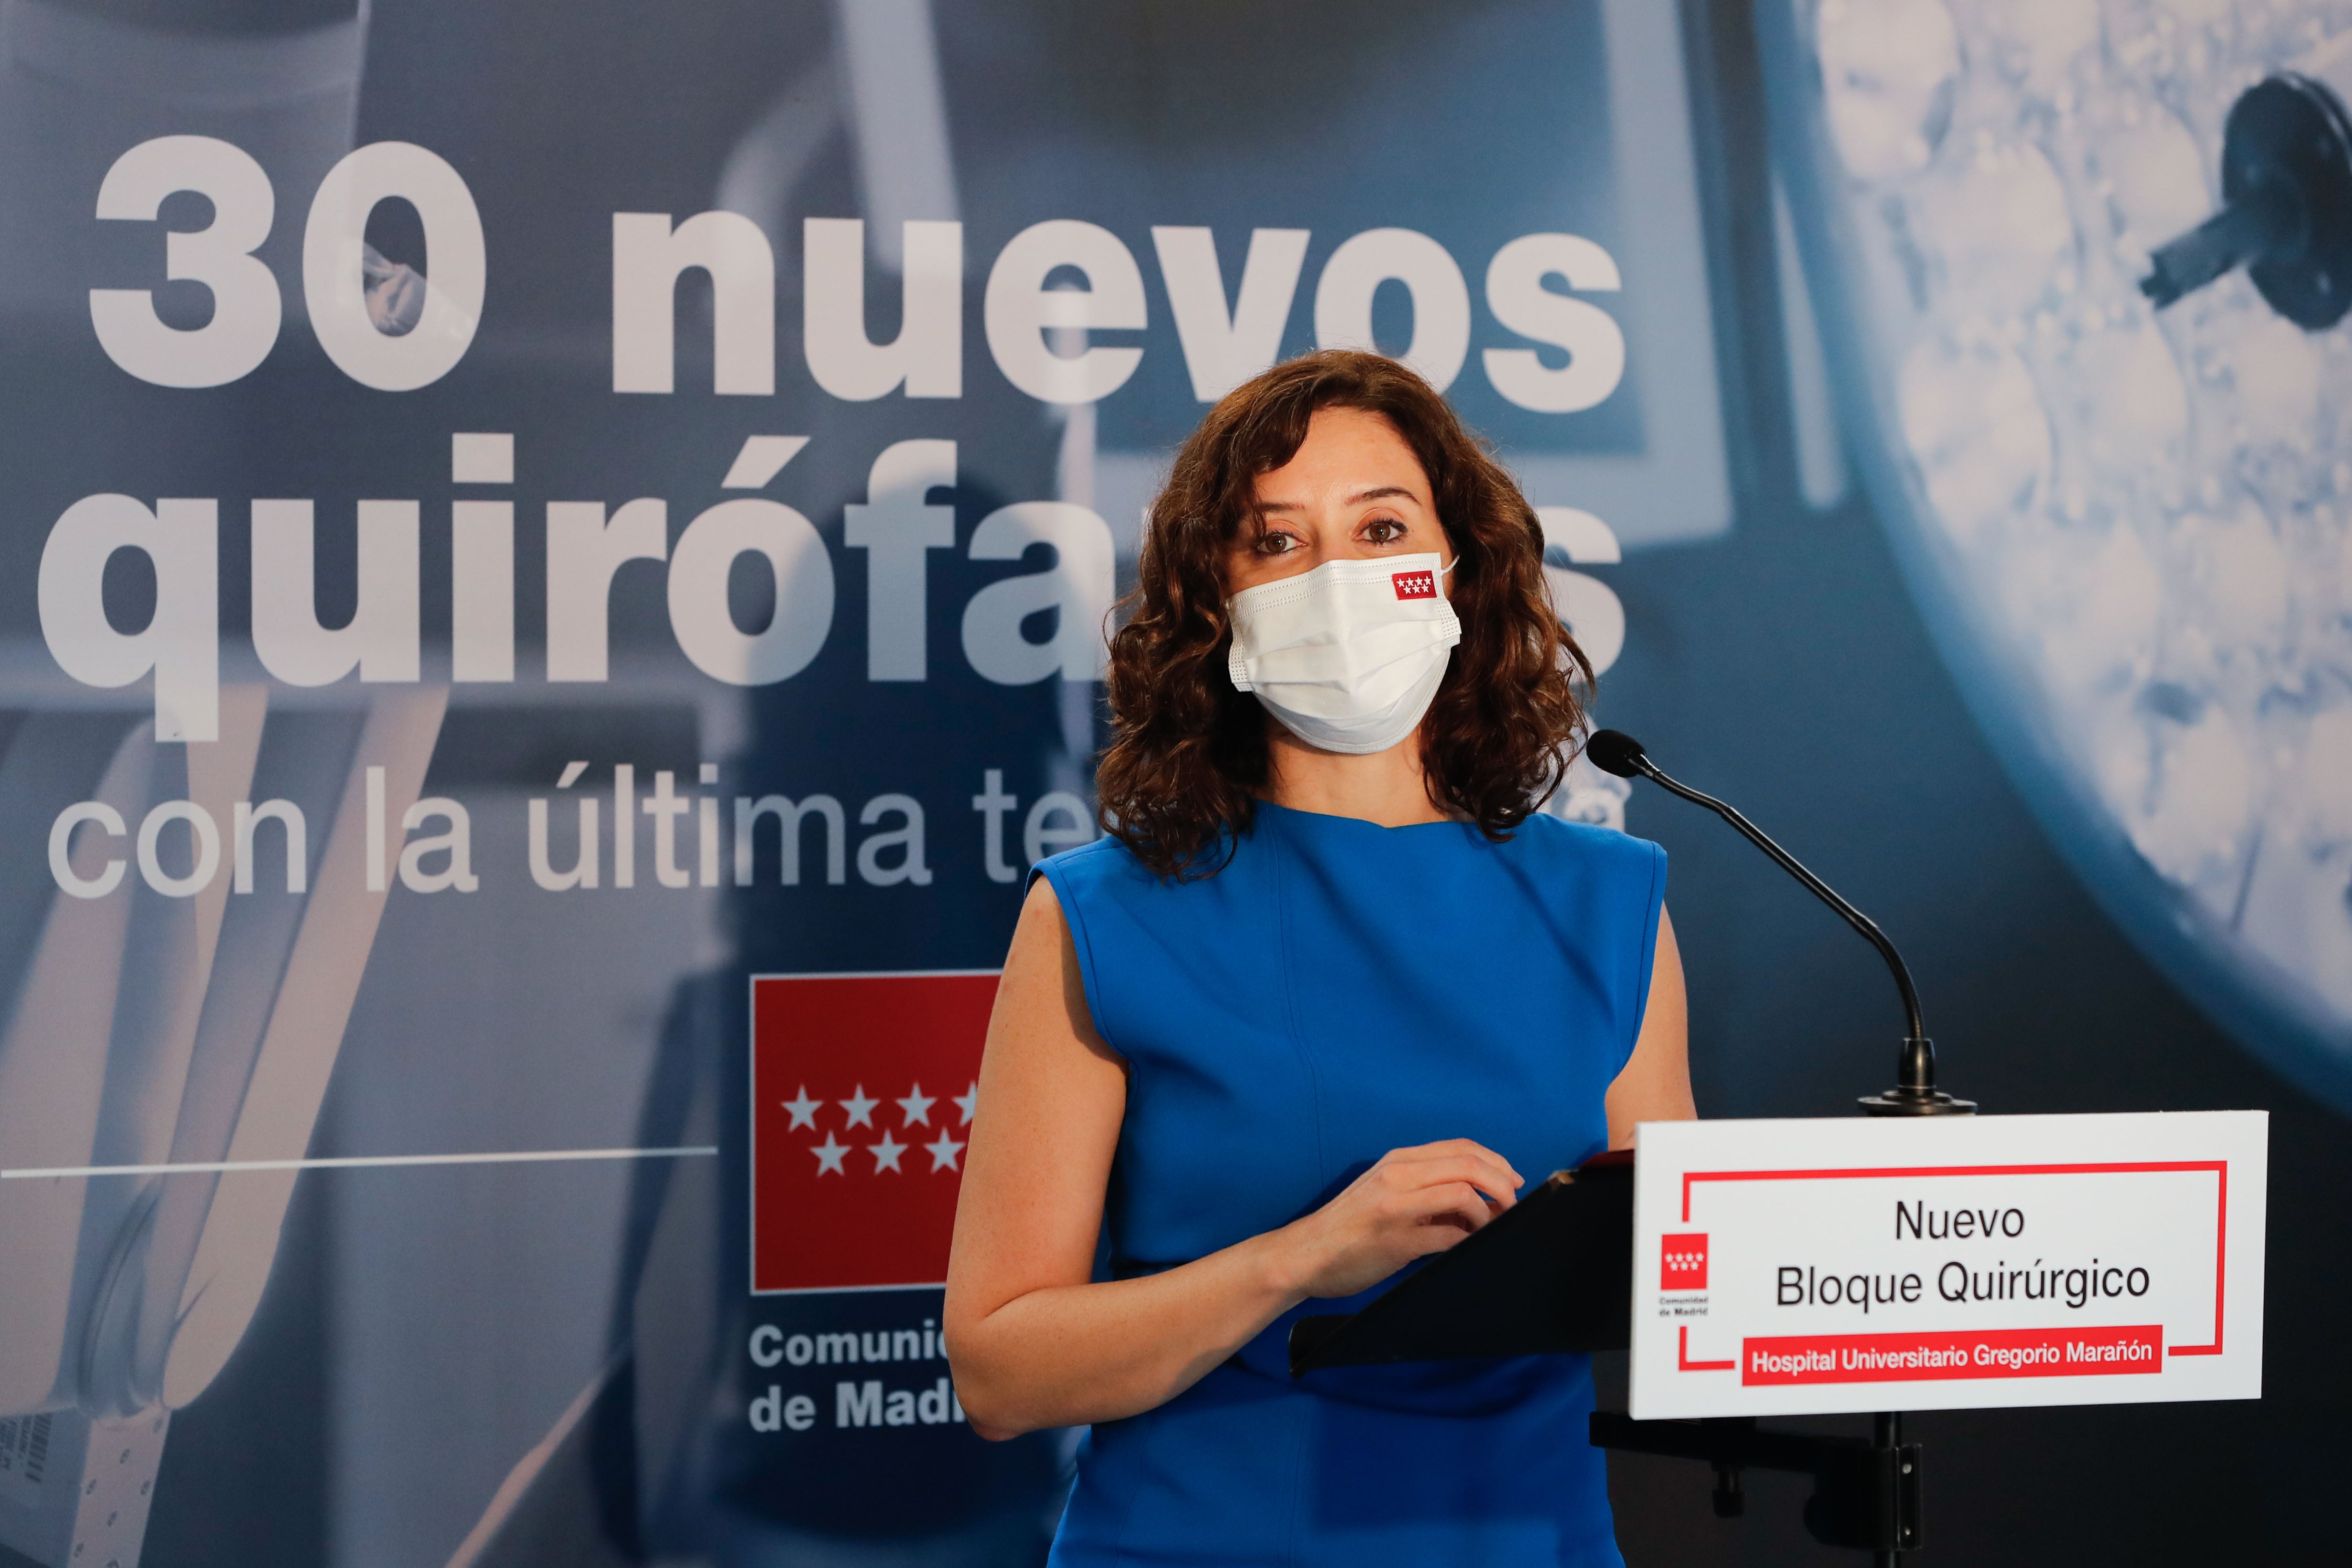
[810,1133,850,1175]
[781,1085,821,1131]
[952,1081,978,1125]
[923,1131,965,1173]
[896,1083,937,1127]
[839,1085,878,1129]
[869,1132,907,1173]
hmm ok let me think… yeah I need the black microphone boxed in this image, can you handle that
[1585,729,1973,1116]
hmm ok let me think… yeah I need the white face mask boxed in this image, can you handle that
[1225,551,1461,755]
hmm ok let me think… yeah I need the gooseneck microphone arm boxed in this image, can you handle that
[1584,729,1970,1115]
[1621,754,1924,1042]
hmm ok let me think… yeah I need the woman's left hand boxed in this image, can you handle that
[1260,1138,1524,1299]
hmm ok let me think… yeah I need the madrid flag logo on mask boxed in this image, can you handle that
[751,971,996,1294]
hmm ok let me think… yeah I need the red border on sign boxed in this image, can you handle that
[1679,1161,2228,1356]
[1679,1324,1734,1372]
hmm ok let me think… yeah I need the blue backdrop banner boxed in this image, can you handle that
[0,2,2344,1565]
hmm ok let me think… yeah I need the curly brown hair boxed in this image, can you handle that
[1097,349,1593,878]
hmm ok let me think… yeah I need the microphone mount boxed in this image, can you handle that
[1585,729,1973,1117]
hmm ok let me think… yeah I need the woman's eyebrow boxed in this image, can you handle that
[1254,485,1419,513]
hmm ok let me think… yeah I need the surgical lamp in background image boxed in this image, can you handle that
[1767,0,2352,1111]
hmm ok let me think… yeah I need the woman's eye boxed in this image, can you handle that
[1257,532,1298,554]
[1364,518,1406,544]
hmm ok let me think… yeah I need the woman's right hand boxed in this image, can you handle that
[1267,1139,1525,1300]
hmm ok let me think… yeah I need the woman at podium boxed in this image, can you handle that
[945,350,1693,1567]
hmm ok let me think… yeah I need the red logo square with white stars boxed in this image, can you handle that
[750,971,995,1294]
[1392,569,1438,601]
[1661,1233,1708,1291]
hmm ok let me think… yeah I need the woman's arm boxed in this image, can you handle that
[943,878,1525,1440]
[1605,903,1695,1149]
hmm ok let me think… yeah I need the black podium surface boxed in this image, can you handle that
[1287,1148,1634,1377]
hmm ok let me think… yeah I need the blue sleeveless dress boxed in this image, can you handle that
[1033,801,1666,1568]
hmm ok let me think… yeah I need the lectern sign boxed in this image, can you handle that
[1629,1112,2267,1418]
